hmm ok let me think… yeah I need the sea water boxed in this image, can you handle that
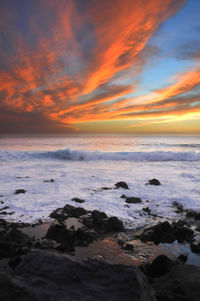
[0,135,199,228]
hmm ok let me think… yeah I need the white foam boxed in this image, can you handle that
[0,157,200,228]
[0,148,200,162]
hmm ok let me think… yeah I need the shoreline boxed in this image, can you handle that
[0,183,200,300]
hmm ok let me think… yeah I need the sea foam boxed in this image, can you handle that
[0,149,200,162]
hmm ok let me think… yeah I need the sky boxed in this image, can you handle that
[0,0,200,134]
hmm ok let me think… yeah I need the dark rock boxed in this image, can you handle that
[50,205,87,222]
[148,179,161,186]
[195,222,200,231]
[0,241,18,259]
[120,194,127,199]
[139,220,194,244]
[123,243,134,251]
[91,210,107,222]
[125,197,142,204]
[190,240,200,254]
[153,264,200,301]
[144,255,175,278]
[172,201,184,213]
[46,224,71,243]
[8,256,21,269]
[75,228,96,246]
[45,223,96,251]
[106,216,124,232]
[72,198,85,203]
[0,206,9,211]
[0,226,31,259]
[177,253,188,263]
[186,209,200,220]
[172,221,194,242]
[44,179,54,183]
[139,221,176,244]
[101,187,112,190]
[0,273,37,301]
[15,189,26,194]
[142,207,151,215]
[115,181,129,189]
[0,249,156,301]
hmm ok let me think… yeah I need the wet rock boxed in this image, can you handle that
[101,187,112,190]
[125,197,142,204]
[186,209,200,220]
[75,228,96,246]
[91,210,107,219]
[0,206,9,211]
[172,220,194,242]
[106,216,124,232]
[115,181,129,189]
[142,207,151,215]
[139,220,194,244]
[43,179,54,183]
[0,241,18,259]
[72,198,85,203]
[195,221,200,231]
[153,264,200,301]
[139,221,175,244]
[147,179,161,186]
[8,256,21,269]
[0,273,37,301]
[0,225,31,259]
[45,223,96,251]
[177,253,188,263]
[0,249,156,301]
[172,201,184,213]
[190,240,200,254]
[123,242,134,251]
[15,189,26,194]
[144,255,175,278]
[50,205,87,222]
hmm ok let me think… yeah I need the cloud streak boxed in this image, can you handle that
[1,0,199,134]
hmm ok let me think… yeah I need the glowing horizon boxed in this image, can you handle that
[0,0,200,134]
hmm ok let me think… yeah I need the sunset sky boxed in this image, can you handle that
[0,0,200,134]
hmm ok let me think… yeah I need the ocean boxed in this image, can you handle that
[0,135,200,229]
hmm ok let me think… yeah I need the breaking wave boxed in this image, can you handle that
[1,148,200,162]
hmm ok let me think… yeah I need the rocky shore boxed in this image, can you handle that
[0,180,200,301]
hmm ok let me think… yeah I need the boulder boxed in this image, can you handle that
[186,209,200,220]
[148,179,161,186]
[43,179,54,183]
[106,216,125,232]
[153,264,200,301]
[144,255,175,278]
[139,221,175,244]
[190,240,200,254]
[172,201,184,213]
[50,205,87,222]
[125,197,142,204]
[172,220,194,242]
[142,207,151,215]
[0,250,156,301]
[71,198,85,203]
[15,189,26,194]
[115,181,129,189]
[139,221,194,244]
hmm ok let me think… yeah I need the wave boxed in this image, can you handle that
[1,149,200,162]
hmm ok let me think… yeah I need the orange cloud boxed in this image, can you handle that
[2,0,196,134]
